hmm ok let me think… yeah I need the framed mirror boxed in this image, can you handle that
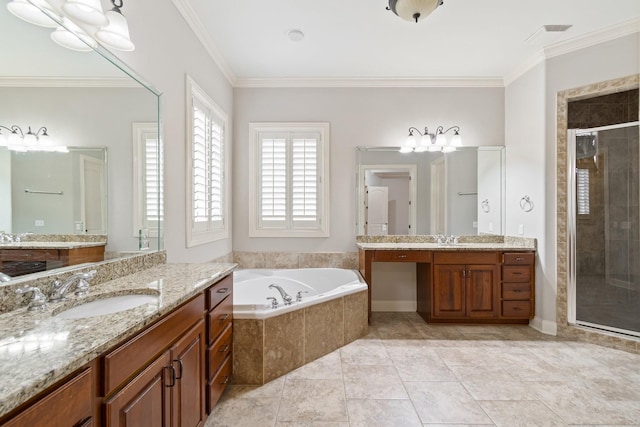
[356,146,505,236]
[0,2,162,281]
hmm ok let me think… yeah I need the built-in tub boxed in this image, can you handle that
[232,268,369,385]
[233,268,367,319]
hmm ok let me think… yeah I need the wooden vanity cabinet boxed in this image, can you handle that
[431,252,500,322]
[0,364,95,427]
[103,294,206,427]
[500,252,535,320]
[205,274,233,413]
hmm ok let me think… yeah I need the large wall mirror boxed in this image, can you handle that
[0,2,162,281]
[356,146,505,236]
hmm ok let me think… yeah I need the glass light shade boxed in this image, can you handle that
[399,145,413,154]
[7,0,60,28]
[393,0,441,22]
[38,132,55,148]
[451,132,462,147]
[0,133,8,147]
[95,9,135,51]
[23,129,38,146]
[441,145,456,153]
[8,132,22,146]
[51,18,97,52]
[414,134,430,153]
[62,0,107,26]
[435,132,446,146]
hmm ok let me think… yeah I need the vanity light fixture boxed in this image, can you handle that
[387,0,443,23]
[6,0,135,52]
[400,125,462,153]
[0,125,63,152]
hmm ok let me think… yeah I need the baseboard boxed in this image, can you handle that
[371,300,417,312]
[530,316,558,336]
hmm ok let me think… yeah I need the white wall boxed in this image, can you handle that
[477,148,504,234]
[108,0,234,261]
[233,87,505,252]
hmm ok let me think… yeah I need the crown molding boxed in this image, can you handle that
[0,76,140,87]
[503,51,546,87]
[170,0,237,86]
[544,17,640,59]
[234,77,505,88]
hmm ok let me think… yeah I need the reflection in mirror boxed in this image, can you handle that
[0,3,162,282]
[356,146,505,236]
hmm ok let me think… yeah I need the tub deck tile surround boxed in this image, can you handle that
[233,251,358,269]
[233,289,369,385]
[556,73,640,353]
[0,261,237,418]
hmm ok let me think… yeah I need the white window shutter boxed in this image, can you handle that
[292,135,319,226]
[145,135,162,224]
[577,168,590,215]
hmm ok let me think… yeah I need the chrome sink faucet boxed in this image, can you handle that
[15,286,47,311]
[269,283,293,305]
[49,270,97,302]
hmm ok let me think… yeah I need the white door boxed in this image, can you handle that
[80,155,105,234]
[366,186,388,235]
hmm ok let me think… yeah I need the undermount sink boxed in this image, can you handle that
[55,293,160,319]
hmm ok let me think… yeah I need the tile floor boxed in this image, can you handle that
[206,312,640,427]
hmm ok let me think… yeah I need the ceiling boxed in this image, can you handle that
[180,0,640,85]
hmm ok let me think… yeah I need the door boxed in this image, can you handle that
[171,320,206,427]
[433,264,465,318]
[365,186,388,235]
[104,351,171,427]
[465,264,498,318]
[80,155,105,234]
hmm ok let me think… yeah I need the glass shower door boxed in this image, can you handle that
[569,121,640,337]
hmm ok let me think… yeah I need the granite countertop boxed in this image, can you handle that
[356,242,536,251]
[0,242,106,250]
[0,262,236,419]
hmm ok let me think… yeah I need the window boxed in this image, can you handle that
[249,122,330,237]
[577,168,590,215]
[132,122,162,237]
[186,76,228,246]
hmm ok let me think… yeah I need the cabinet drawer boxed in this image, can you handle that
[434,251,499,264]
[207,274,233,310]
[2,367,92,427]
[208,295,232,344]
[503,252,534,265]
[0,249,59,261]
[208,324,232,381]
[103,294,204,396]
[207,355,232,413]
[502,282,531,300]
[502,266,531,282]
[373,250,432,262]
[502,301,531,318]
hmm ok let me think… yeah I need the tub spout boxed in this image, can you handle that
[269,284,293,305]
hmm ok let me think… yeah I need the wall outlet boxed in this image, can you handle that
[35,219,44,227]
[518,224,524,235]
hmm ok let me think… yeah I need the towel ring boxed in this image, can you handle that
[481,199,490,213]
[520,195,534,212]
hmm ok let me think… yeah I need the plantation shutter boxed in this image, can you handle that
[144,134,162,225]
[292,134,319,227]
[259,134,287,228]
[577,168,590,215]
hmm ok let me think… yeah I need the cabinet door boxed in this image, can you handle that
[171,319,206,427]
[104,351,171,427]
[433,264,466,318]
[465,264,498,318]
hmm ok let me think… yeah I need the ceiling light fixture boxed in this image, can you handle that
[51,17,97,51]
[0,125,64,152]
[7,0,60,27]
[287,28,305,42]
[95,0,135,52]
[400,125,462,153]
[61,0,108,27]
[387,0,443,23]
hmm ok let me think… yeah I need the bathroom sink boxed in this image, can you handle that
[55,294,159,319]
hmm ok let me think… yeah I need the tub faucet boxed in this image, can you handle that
[49,270,97,302]
[269,284,293,305]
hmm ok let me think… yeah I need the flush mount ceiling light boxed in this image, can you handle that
[387,0,444,23]
[287,28,305,42]
[7,0,60,28]
[400,125,462,153]
[95,0,135,52]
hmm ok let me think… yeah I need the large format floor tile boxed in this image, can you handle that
[206,312,640,427]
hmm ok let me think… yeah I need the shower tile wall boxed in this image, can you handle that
[568,89,638,129]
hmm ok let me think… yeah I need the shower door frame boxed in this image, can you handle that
[568,121,640,337]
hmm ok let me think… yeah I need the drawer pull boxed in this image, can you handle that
[512,272,523,275]
[220,314,230,321]
[515,257,524,261]
[165,366,176,388]
[219,344,230,353]
[217,287,229,294]
[397,254,407,258]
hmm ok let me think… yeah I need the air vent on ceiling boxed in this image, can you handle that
[524,24,573,44]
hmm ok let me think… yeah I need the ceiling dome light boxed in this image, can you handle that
[51,17,97,51]
[7,0,60,28]
[387,0,443,23]
[62,0,108,26]
[95,2,135,51]
[287,29,305,42]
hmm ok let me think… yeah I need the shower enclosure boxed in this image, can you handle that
[568,121,640,337]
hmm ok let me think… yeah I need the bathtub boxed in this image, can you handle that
[233,267,367,320]
[232,268,369,384]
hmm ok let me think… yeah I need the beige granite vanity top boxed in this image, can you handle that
[0,262,236,419]
[0,241,106,250]
[356,235,536,251]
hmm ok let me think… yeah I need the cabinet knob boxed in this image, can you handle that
[397,254,407,259]
[515,257,524,261]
